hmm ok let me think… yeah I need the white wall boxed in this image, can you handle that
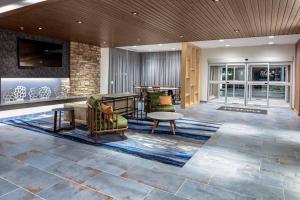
[100,48,109,94]
[200,44,296,101]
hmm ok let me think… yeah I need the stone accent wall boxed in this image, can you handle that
[69,41,101,96]
[59,78,70,97]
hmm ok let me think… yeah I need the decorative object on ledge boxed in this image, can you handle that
[14,86,27,101]
[28,86,52,100]
[39,86,52,99]
[3,89,17,103]
[54,86,69,98]
[28,88,40,100]
[3,86,27,103]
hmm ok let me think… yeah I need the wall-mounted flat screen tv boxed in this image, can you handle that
[18,38,63,68]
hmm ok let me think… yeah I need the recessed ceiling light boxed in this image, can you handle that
[20,26,24,31]
[77,20,83,24]
[212,0,221,2]
[268,41,274,45]
[219,39,224,42]
[180,35,184,38]
[225,44,231,47]
[131,11,138,15]
[234,29,239,33]
[268,35,275,39]
[38,26,43,30]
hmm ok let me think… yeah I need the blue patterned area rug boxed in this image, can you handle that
[0,112,221,167]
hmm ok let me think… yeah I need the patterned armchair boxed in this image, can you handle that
[86,96,128,138]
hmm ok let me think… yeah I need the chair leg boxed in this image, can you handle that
[120,131,125,137]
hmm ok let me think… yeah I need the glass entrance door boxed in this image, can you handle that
[208,64,226,103]
[247,64,269,107]
[268,64,291,107]
[208,62,291,107]
[226,64,246,105]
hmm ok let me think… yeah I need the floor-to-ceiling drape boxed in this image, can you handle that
[109,48,140,93]
[108,49,181,93]
[140,51,181,87]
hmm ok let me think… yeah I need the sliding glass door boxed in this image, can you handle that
[247,64,269,107]
[268,64,291,106]
[208,62,291,107]
[208,65,226,103]
[226,64,246,105]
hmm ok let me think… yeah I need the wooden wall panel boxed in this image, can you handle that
[180,43,201,109]
[0,0,299,47]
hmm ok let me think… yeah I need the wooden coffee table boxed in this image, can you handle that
[147,112,184,135]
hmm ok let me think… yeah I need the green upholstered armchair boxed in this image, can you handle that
[146,92,176,113]
[86,96,128,138]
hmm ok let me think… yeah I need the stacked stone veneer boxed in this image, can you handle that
[69,41,101,96]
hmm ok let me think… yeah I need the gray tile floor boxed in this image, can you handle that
[1,103,300,200]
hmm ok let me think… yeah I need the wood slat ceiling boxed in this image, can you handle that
[0,0,299,47]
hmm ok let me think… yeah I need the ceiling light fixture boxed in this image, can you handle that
[133,46,137,48]
[234,29,240,33]
[219,39,224,42]
[180,35,184,38]
[38,26,43,30]
[77,20,83,24]
[212,0,221,2]
[20,26,24,31]
[158,44,163,46]
[131,11,138,15]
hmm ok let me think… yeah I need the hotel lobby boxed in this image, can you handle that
[1,0,300,200]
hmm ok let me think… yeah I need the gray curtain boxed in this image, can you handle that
[140,51,181,87]
[109,48,140,93]
[108,49,181,93]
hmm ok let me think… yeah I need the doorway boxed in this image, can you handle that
[208,62,291,107]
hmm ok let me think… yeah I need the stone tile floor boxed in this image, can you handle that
[0,103,300,199]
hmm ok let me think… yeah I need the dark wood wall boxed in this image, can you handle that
[0,29,70,78]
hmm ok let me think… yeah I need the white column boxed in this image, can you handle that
[100,48,110,94]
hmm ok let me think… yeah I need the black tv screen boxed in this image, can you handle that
[18,38,63,67]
